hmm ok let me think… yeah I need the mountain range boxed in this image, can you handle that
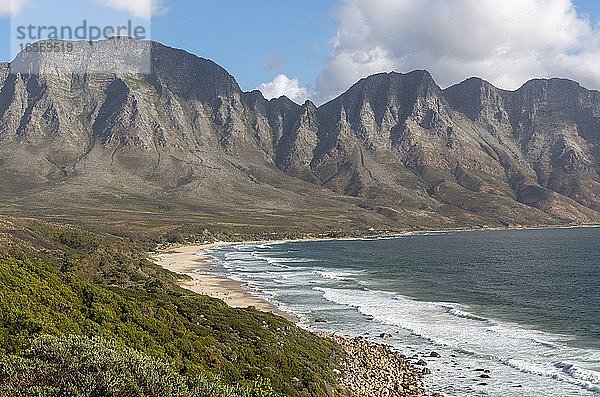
[1,38,599,230]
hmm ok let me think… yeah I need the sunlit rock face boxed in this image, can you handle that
[1,39,599,226]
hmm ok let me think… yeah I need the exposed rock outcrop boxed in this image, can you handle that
[0,39,599,227]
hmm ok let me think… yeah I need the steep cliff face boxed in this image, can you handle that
[445,77,600,219]
[0,39,598,228]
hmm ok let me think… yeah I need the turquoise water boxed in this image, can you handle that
[206,228,600,396]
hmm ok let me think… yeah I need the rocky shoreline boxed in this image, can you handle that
[157,243,446,396]
[325,334,434,397]
[155,243,438,396]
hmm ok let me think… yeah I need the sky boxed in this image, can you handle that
[2,0,600,105]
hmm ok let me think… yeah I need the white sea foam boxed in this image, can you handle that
[314,287,600,395]
[208,242,600,397]
[554,362,600,392]
[444,306,491,322]
[251,252,315,267]
[315,269,365,281]
[502,359,600,393]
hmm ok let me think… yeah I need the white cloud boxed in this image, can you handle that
[95,0,167,19]
[315,0,600,103]
[0,0,29,16]
[257,74,311,104]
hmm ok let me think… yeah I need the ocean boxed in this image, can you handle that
[205,228,600,396]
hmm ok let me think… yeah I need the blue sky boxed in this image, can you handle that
[0,0,338,100]
[151,0,337,95]
[2,0,600,104]
[573,0,600,20]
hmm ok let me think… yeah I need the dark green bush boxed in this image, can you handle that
[0,218,343,396]
[0,334,254,397]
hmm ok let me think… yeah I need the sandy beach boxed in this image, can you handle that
[152,241,444,395]
[151,243,297,321]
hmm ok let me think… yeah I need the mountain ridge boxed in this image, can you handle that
[1,38,599,230]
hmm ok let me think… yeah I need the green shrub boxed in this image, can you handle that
[0,334,254,397]
[0,218,344,396]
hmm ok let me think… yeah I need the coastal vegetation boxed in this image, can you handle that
[0,216,346,396]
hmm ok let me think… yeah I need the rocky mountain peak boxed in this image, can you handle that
[319,70,447,133]
[443,77,505,121]
[509,78,585,117]
[9,38,242,106]
[301,100,317,111]
[148,42,242,103]
[1,39,599,227]
[10,37,153,76]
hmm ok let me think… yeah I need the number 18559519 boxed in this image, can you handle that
[19,42,74,53]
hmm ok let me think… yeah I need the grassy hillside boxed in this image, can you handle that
[0,217,346,396]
